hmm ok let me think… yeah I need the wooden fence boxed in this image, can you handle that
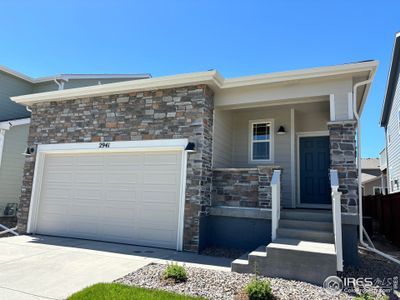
[363,193,400,247]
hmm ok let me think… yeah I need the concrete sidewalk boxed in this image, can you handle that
[0,235,231,300]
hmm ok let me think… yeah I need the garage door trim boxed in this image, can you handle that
[27,139,188,251]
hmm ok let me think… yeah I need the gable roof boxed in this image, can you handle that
[380,32,400,127]
[11,61,378,106]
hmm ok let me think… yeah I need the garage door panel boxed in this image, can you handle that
[35,149,182,250]
[142,191,178,204]
[144,152,179,165]
[45,172,74,183]
[143,173,179,185]
[104,190,136,202]
[75,171,103,183]
[105,172,138,184]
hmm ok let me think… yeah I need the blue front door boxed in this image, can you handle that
[299,136,331,205]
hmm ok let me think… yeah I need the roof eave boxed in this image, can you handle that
[380,32,400,127]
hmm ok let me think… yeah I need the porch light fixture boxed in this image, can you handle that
[185,142,196,152]
[277,126,286,135]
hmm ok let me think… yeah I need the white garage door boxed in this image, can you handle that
[35,150,183,249]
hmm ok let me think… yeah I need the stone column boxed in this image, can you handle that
[328,121,358,213]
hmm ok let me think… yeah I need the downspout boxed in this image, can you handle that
[353,76,400,265]
[54,78,65,90]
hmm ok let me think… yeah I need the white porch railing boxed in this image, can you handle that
[330,169,343,272]
[271,169,281,241]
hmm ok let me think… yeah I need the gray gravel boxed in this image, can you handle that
[116,263,351,300]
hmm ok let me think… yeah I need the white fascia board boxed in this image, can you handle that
[222,61,379,89]
[12,71,223,105]
[11,61,378,106]
[0,65,35,82]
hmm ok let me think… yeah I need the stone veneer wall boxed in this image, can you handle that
[18,85,214,252]
[211,166,281,209]
[328,121,358,213]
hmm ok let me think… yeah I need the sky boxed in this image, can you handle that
[0,0,399,158]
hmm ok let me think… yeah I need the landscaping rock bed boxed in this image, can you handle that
[116,248,400,300]
[116,263,350,300]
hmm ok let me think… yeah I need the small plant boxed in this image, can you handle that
[245,278,273,300]
[163,262,188,283]
[353,293,389,300]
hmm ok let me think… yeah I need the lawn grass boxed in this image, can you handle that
[67,283,206,300]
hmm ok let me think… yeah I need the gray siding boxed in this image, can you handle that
[212,101,330,208]
[0,70,33,121]
[213,110,233,168]
[0,124,29,216]
[386,58,400,193]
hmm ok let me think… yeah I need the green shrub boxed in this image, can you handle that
[245,278,273,300]
[163,263,188,283]
[353,293,389,300]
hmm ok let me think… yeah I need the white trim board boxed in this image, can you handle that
[0,118,30,130]
[296,131,331,209]
[27,138,188,251]
[290,109,296,208]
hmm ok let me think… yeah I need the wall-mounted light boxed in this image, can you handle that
[185,142,196,152]
[22,146,36,156]
[277,126,286,135]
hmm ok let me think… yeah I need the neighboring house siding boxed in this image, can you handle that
[32,78,142,93]
[0,124,29,215]
[0,70,33,121]
[363,178,382,196]
[386,59,400,193]
[213,110,233,168]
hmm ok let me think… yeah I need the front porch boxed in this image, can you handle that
[204,99,360,284]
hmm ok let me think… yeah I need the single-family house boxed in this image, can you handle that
[11,61,378,284]
[361,158,386,195]
[381,32,400,194]
[0,66,150,219]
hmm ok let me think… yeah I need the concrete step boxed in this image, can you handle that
[265,238,337,285]
[277,227,334,243]
[231,246,267,274]
[279,219,333,232]
[280,209,332,222]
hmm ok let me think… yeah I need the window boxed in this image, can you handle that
[249,120,273,162]
[373,187,382,195]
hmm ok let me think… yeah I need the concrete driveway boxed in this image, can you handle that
[0,235,231,300]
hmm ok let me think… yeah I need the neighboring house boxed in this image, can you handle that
[11,61,377,284]
[381,32,400,194]
[0,66,150,217]
[361,158,385,195]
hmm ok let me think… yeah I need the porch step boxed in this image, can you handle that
[280,209,333,222]
[231,245,267,274]
[279,219,333,232]
[232,239,337,285]
[277,227,334,243]
[265,238,337,285]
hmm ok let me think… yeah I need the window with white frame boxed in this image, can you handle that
[249,120,273,161]
[373,186,382,195]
